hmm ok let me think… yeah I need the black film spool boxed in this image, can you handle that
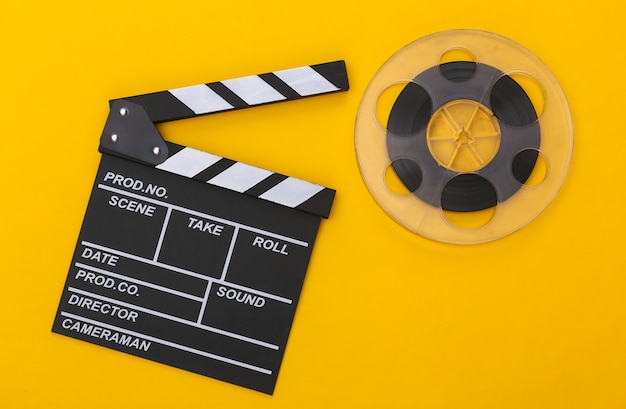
[386,61,540,212]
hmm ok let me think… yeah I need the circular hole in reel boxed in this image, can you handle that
[376,82,411,131]
[439,47,476,65]
[507,73,546,118]
[380,81,432,136]
[441,173,498,212]
[441,173,497,230]
[513,149,548,186]
[438,47,477,82]
[490,74,538,127]
[384,159,422,195]
[443,206,497,230]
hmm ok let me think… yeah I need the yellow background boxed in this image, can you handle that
[1,0,625,408]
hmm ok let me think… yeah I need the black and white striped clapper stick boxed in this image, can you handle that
[54,60,349,394]
[100,60,348,218]
[124,60,348,123]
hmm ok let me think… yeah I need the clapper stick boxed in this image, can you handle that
[52,60,348,394]
[123,60,348,123]
[99,60,348,217]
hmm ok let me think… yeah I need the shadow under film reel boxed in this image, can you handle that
[355,30,573,244]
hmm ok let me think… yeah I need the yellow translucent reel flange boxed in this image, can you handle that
[427,100,500,173]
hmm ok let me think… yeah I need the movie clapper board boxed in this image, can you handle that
[52,61,349,394]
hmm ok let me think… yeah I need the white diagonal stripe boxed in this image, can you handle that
[259,177,324,208]
[274,66,339,96]
[221,75,286,105]
[208,162,273,193]
[169,84,234,114]
[156,147,222,177]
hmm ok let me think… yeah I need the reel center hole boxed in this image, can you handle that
[456,128,473,144]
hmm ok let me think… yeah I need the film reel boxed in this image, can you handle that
[355,30,573,243]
